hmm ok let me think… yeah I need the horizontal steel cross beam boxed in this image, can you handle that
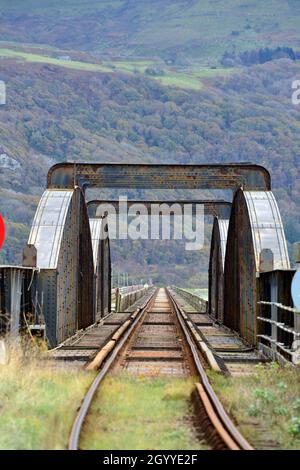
[47,163,271,191]
[87,199,232,219]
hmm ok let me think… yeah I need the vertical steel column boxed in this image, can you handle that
[208,218,229,323]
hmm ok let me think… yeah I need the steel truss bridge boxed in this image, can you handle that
[0,162,298,364]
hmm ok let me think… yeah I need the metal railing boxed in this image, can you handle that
[257,301,300,365]
[257,269,299,365]
[112,285,150,312]
[171,286,208,313]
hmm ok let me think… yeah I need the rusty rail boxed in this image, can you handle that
[68,288,253,451]
[68,290,156,450]
[166,288,253,451]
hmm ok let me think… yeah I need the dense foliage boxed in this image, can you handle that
[222,47,299,67]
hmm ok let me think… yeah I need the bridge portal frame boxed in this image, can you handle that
[23,162,292,350]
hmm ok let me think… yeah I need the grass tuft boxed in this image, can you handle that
[0,342,93,450]
[208,363,300,450]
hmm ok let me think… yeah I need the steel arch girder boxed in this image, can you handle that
[224,189,290,345]
[208,217,229,323]
[90,217,112,319]
[25,187,94,346]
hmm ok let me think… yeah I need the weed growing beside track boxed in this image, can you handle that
[209,363,300,450]
[0,344,93,450]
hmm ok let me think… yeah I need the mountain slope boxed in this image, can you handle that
[1,1,300,62]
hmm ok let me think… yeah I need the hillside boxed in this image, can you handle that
[0,0,300,63]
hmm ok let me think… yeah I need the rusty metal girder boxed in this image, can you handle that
[87,199,232,219]
[224,189,290,346]
[25,188,94,347]
[47,163,271,191]
[89,217,111,320]
[208,218,229,323]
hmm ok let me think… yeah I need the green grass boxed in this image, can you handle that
[110,59,156,73]
[209,363,300,450]
[0,40,61,52]
[0,48,112,73]
[106,58,204,89]
[0,48,204,89]
[0,344,93,450]
[81,374,208,450]
[0,42,236,91]
[155,73,203,90]
[192,67,234,79]
[104,57,234,89]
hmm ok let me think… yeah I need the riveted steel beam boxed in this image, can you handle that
[89,217,111,319]
[208,218,229,323]
[47,163,271,191]
[25,188,94,347]
[224,189,290,346]
[87,199,232,219]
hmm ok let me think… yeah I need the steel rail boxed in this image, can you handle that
[69,287,253,451]
[166,288,253,451]
[68,289,156,450]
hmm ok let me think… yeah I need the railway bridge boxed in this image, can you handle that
[0,162,298,365]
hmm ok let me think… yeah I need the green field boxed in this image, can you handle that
[0,46,231,90]
[1,0,299,88]
[0,48,112,73]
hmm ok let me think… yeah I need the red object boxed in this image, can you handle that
[0,214,5,249]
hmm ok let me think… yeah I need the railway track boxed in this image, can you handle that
[68,288,253,451]
[169,287,269,377]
